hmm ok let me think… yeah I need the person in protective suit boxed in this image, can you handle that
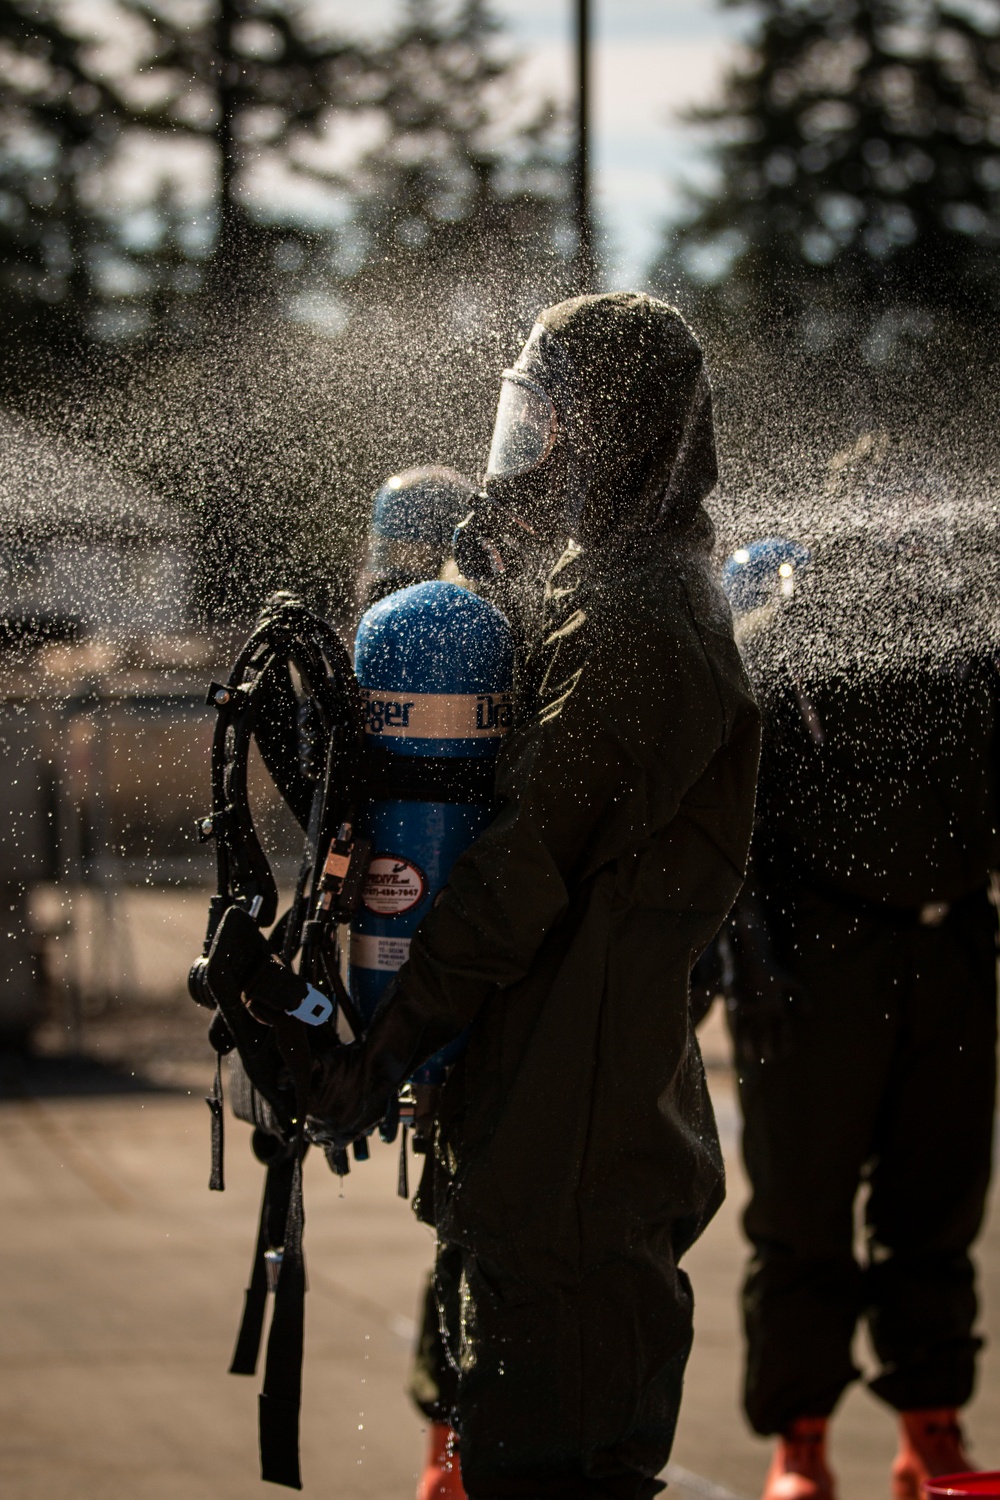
[360,466,478,611]
[233,293,761,1499]
[360,458,500,1494]
[359,456,556,1498]
[720,534,999,1500]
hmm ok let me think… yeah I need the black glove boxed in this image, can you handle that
[307,981,461,1149]
[725,898,803,1066]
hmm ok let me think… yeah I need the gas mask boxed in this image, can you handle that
[454,294,718,582]
[484,370,558,511]
[454,326,583,582]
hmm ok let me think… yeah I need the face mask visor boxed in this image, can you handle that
[485,372,558,482]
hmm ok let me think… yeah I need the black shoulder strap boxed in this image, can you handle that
[258,1149,307,1489]
[230,1148,297,1377]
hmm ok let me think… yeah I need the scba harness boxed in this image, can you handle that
[187,591,376,1490]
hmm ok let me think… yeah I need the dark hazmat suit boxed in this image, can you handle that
[330,295,761,1498]
[729,567,999,1434]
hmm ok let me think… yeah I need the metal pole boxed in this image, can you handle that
[574,0,595,292]
[214,0,242,303]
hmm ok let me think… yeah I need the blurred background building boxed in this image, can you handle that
[1,0,999,1060]
[0,405,191,635]
[0,405,202,1047]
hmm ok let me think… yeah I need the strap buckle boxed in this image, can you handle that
[286,985,334,1028]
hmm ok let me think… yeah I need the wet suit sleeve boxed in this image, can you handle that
[397,600,734,1033]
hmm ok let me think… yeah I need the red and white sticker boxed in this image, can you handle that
[362,855,427,916]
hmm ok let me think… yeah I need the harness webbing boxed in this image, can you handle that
[206,1055,225,1193]
[231,1169,274,1377]
[259,1150,306,1488]
[188,592,367,1490]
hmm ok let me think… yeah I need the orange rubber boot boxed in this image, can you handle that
[891,1409,973,1500]
[762,1417,836,1500]
[417,1423,466,1500]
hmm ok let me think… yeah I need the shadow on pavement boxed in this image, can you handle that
[0,1048,177,1100]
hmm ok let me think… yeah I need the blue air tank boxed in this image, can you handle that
[351,581,514,1084]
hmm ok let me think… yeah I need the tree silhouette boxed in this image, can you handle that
[0,0,126,343]
[344,0,566,277]
[661,0,1000,342]
[0,0,568,347]
[0,0,573,623]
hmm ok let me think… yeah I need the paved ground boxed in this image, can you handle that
[2,886,998,1498]
[1,1035,998,1500]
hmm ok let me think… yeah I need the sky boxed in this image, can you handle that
[495,0,748,285]
[322,0,748,288]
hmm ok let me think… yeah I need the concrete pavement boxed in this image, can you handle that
[0,1038,997,1499]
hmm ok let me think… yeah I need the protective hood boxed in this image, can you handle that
[483,291,718,552]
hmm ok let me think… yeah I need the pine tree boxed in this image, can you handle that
[0,0,569,347]
[87,0,363,331]
[662,0,1000,339]
[342,0,568,287]
[0,0,356,344]
[0,0,125,343]
[0,0,573,621]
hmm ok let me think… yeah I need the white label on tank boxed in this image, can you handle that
[361,855,427,915]
[350,933,412,972]
[363,690,513,739]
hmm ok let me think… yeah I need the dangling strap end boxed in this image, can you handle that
[397,1125,409,1199]
[229,1286,263,1377]
[206,1055,225,1192]
[259,1393,302,1489]
[258,1152,306,1488]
